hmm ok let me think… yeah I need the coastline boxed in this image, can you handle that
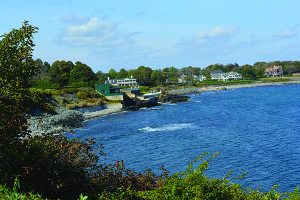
[27,103,123,137]
[167,79,300,95]
[27,79,300,137]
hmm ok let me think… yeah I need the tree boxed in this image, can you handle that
[241,64,255,78]
[116,68,128,79]
[135,66,153,86]
[255,66,266,78]
[201,68,211,79]
[169,76,178,83]
[48,60,74,86]
[0,20,39,140]
[284,65,299,75]
[151,70,166,86]
[108,68,117,79]
[69,62,96,87]
[170,66,178,72]
[98,73,109,84]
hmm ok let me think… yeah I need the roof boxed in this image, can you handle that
[211,70,223,74]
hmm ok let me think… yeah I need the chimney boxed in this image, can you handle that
[131,75,133,78]
[108,77,110,80]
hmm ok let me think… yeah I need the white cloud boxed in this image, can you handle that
[274,29,297,37]
[177,26,239,54]
[195,26,239,39]
[65,18,116,37]
[55,16,138,52]
[54,14,158,66]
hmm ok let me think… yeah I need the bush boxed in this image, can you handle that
[203,80,223,85]
[0,134,103,199]
[77,91,90,99]
[139,86,149,93]
[0,183,43,200]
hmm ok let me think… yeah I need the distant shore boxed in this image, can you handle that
[27,79,300,137]
[167,79,300,95]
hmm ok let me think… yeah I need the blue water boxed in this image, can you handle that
[67,85,300,192]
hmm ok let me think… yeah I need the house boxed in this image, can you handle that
[105,76,138,87]
[178,75,188,83]
[95,84,124,100]
[211,70,224,74]
[196,75,207,82]
[211,72,242,81]
[264,65,283,77]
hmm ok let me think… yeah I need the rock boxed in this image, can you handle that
[158,94,190,104]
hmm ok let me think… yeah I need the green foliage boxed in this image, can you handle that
[136,152,245,200]
[0,21,39,140]
[116,68,128,79]
[0,134,104,199]
[261,78,291,83]
[151,70,166,86]
[128,66,153,86]
[69,62,96,87]
[139,86,149,93]
[77,91,90,99]
[108,68,117,79]
[0,184,43,200]
[48,60,74,86]
[136,152,300,200]
[203,79,223,85]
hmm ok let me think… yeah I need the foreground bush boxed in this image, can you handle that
[135,152,299,200]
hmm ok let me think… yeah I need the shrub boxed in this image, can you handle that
[139,86,149,93]
[0,134,103,199]
[77,91,90,99]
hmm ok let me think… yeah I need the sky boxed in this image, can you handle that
[1,0,299,73]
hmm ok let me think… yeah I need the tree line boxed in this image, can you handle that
[30,59,300,88]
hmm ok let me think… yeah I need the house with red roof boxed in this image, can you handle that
[264,65,283,77]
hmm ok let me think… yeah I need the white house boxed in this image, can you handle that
[211,72,242,81]
[105,77,138,87]
[196,75,207,82]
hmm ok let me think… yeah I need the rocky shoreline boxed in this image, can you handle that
[167,79,300,95]
[27,80,300,136]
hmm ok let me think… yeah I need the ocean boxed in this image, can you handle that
[67,84,300,192]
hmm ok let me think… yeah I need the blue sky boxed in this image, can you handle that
[1,0,299,73]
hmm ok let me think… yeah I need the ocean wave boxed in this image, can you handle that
[138,123,195,132]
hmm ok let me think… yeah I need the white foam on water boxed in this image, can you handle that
[138,123,195,132]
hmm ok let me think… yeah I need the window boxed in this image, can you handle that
[101,90,106,94]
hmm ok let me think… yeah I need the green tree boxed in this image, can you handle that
[49,60,74,86]
[0,21,39,140]
[170,66,178,72]
[151,70,166,86]
[169,76,178,83]
[131,66,153,86]
[108,68,117,79]
[201,68,211,79]
[115,68,128,79]
[255,66,266,78]
[241,64,256,78]
[69,62,96,87]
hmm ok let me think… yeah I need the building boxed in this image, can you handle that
[211,70,224,74]
[264,65,283,77]
[95,84,124,100]
[196,75,207,82]
[105,77,138,87]
[211,72,242,81]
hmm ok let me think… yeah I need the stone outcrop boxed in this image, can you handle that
[121,93,157,111]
